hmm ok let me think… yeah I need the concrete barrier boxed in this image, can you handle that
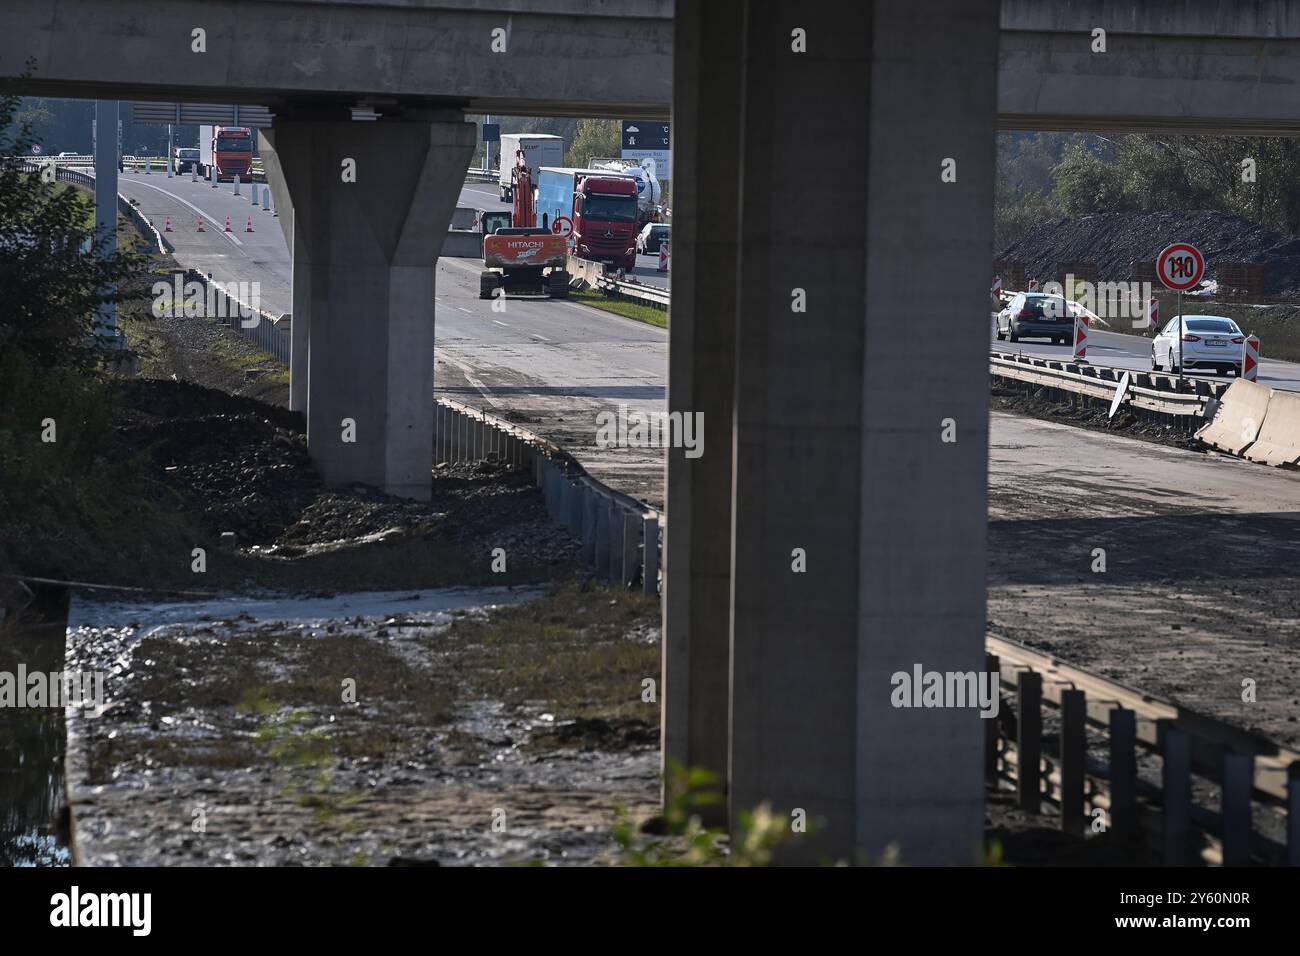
[1195,379,1271,457]
[1247,389,1300,467]
[441,229,484,258]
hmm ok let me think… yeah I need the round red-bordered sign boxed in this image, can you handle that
[1156,242,1205,292]
[551,216,573,237]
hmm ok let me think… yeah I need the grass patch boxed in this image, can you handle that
[436,582,660,724]
[571,290,668,329]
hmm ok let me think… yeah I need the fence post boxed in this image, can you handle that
[1162,724,1192,865]
[985,653,1001,784]
[582,488,598,566]
[594,503,611,578]
[1017,670,1042,813]
[1288,761,1300,867]
[1110,707,1138,840]
[606,504,624,581]
[642,514,659,596]
[1060,688,1086,835]
[621,511,640,587]
[1221,751,1253,867]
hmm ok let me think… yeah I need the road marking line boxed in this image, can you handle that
[109,177,245,247]
[456,306,472,313]
[530,333,551,342]
[493,320,509,327]
[437,351,503,409]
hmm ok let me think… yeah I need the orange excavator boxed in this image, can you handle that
[480,150,571,299]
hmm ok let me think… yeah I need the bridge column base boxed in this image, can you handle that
[273,114,475,500]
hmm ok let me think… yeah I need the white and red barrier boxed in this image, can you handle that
[991,274,1002,298]
[1072,310,1090,362]
[1028,279,1039,293]
[1242,334,1260,381]
[658,241,670,273]
[1147,296,1158,331]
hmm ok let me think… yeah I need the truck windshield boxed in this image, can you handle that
[582,195,636,222]
[216,137,252,152]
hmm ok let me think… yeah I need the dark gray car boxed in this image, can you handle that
[995,292,1075,344]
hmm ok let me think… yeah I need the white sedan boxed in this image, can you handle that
[1151,315,1245,375]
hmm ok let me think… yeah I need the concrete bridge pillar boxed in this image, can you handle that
[661,0,743,822]
[272,113,475,499]
[665,0,998,864]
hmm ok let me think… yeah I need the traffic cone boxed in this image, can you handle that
[164,216,173,232]
[245,215,255,233]
[224,216,232,232]
[196,216,205,232]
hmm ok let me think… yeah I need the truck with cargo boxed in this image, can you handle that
[588,157,663,224]
[198,125,254,182]
[497,133,564,203]
[536,167,640,271]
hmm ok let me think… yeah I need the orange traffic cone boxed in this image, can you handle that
[164,217,173,232]
[224,216,232,232]
[196,217,205,232]
[245,215,255,233]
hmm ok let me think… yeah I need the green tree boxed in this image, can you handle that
[565,119,621,168]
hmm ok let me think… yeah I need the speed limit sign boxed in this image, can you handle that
[1157,242,1205,292]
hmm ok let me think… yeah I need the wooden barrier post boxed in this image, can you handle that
[1221,751,1253,866]
[1017,670,1042,813]
[985,653,1001,784]
[1060,688,1086,835]
[1109,707,1138,840]
[1162,724,1192,865]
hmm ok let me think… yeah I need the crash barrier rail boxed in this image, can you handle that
[1196,378,1300,467]
[172,265,290,364]
[989,350,1225,428]
[987,636,1300,865]
[567,255,670,310]
[465,168,498,184]
[433,397,661,595]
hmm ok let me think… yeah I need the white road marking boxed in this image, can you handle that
[437,351,503,409]
[530,333,551,342]
[456,306,473,313]
[493,320,510,327]
[109,177,245,247]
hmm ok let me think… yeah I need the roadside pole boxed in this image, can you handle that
[93,100,119,345]
[1177,290,1183,385]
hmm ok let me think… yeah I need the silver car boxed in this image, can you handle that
[1151,315,1245,375]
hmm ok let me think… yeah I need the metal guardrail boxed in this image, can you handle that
[594,272,670,309]
[989,349,1223,419]
[987,636,1300,865]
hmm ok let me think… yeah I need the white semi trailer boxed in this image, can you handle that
[497,133,564,203]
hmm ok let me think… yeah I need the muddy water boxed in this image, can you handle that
[0,597,72,867]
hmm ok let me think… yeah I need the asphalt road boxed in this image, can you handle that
[990,316,1300,392]
[104,168,669,504]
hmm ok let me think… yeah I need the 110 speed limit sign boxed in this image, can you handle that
[1156,242,1205,292]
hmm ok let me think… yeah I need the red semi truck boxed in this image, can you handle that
[537,167,640,271]
[198,125,254,182]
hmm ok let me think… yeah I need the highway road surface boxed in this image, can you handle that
[103,168,669,505]
[990,317,1300,392]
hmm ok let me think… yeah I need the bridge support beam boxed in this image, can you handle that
[664,0,998,864]
[273,113,475,499]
